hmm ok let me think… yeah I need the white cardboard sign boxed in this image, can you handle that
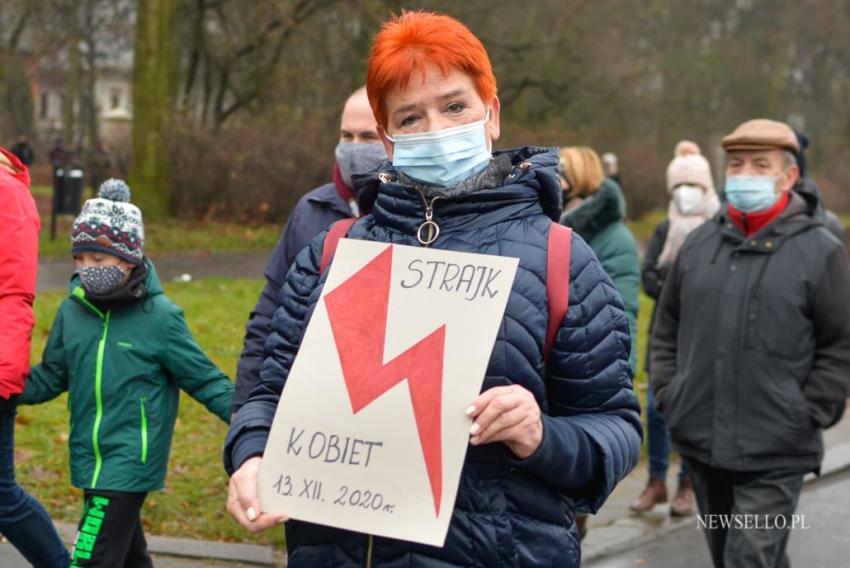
[259,238,518,546]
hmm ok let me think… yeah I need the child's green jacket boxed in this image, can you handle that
[22,260,234,492]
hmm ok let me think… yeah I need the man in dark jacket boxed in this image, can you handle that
[232,86,386,413]
[651,118,850,568]
[10,135,34,166]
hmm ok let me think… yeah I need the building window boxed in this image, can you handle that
[40,92,49,119]
[110,88,121,110]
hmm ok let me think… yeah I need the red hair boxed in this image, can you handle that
[366,11,497,129]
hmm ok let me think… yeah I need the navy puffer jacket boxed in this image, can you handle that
[225,147,642,567]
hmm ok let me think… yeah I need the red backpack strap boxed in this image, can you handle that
[545,223,572,360]
[320,218,358,274]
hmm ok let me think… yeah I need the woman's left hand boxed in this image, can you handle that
[467,385,543,459]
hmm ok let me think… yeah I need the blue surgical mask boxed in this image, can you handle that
[724,175,780,213]
[387,112,491,187]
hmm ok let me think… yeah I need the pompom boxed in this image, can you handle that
[98,178,131,202]
[674,140,701,157]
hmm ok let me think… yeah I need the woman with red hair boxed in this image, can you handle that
[224,11,641,567]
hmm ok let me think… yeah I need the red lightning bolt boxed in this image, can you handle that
[324,246,446,516]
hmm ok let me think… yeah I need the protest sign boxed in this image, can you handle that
[259,238,518,546]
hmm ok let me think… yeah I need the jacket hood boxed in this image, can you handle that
[560,178,626,240]
[790,176,818,209]
[793,176,834,218]
[353,146,563,224]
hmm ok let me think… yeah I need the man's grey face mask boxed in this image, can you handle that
[335,142,387,188]
[79,264,127,295]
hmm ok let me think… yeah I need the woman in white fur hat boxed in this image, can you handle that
[630,140,720,516]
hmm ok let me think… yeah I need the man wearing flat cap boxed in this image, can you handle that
[651,118,850,567]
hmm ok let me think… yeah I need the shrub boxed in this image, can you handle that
[170,115,338,223]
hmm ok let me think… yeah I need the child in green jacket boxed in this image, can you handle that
[21,179,234,568]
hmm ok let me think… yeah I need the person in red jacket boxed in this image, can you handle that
[0,147,70,566]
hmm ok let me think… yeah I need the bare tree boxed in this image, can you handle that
[0,1,34,137]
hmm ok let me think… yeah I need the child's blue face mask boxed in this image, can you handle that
[386,112,491,188]
[724,175,780,213]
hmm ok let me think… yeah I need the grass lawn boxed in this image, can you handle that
[16,277,286,546]
[634,293,652,458]
[31,185,282,259]
[31,184,53,197]
[628,209,667,244]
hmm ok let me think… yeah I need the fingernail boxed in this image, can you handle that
[469,423,480,435]
[465,405,476,416]
[470,436,479,445]
[246,507,257,522]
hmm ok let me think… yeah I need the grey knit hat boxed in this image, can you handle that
[71,179,145,264]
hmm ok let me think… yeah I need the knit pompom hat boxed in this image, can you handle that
[71,179,145,264]
[666,143,714,193]
[673,140,701,157]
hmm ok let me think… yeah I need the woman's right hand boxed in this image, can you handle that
[227,456,288,532]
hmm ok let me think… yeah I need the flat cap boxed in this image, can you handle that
[721,119,800,154]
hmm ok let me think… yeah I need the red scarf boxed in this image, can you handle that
[727,192,790,237]
[333,163,355,202]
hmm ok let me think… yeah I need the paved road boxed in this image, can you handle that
[586,468,850,568]
[38,251,271,291]
[1,521,279,567]
[0,548,266,567]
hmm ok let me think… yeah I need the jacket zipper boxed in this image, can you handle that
[71,286,112,489]
[415,190,443,247]
[90,310,111,488]
[140,397,148,464]
[71,288,112,488]
[365,534,374,567]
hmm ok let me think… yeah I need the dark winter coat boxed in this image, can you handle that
[651,187,850,473]
[10,142,34,167]
[224,147,642,567]
[233,181,354,413]
[799,177,846,244]
[822,208,846,244]
[641,220,670,375]
[560,179,640,373]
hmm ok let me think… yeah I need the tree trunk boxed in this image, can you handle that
[130,0,179,218]
[180,0,206,113]
[0,4,33,139]
[82,0,103,192]
[64,0,81,148]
